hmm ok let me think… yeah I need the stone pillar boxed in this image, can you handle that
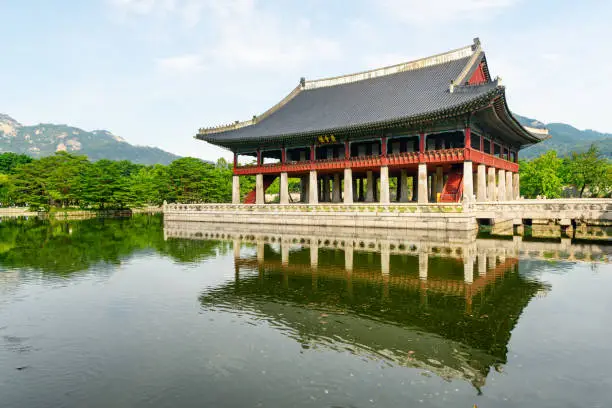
[379,166,390,204]
[487,251,497,271]
[301,176,309,203]
[505,171,513,201]
[463,161,473,202]
[497,169,506,201]
[435,166,443,202]
[310,238,318,269]
[256,239,265,264]
[418,164,428,204]
[513,173,520,200]
[280,172,289,204]
[345,244,354,273]
[281,241,289,266]
[365,171,374,202]
[358,178,364,201]
[308,171,318,204]
[399,170,409,202]
[381,241,390,276]
[256,174,264,204]
[232,175,240,204]
[233,238,241,258]
[419,251,428,279]
[344,168,353,204]
[322,176,330,202]
[373,175,379,202]
[332,173,341,202]
[487,167,496,202]
[429,173,436,202]
[477,164,486,202]
[464,255,474,284]
[478,254,487,276]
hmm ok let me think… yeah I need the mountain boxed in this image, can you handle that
[0,113,180,165]
[515,114,612,159]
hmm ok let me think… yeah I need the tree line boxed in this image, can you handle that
[0,152,254,210]
[0,144,609,210]
[519,145,611,198]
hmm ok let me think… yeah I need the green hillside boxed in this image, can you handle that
[0,113,180,165]
[515,114,612,159]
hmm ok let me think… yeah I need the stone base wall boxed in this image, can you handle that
[164,204,476,232]
[0,208,38,217]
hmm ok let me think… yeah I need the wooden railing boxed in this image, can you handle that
[233,147,518,175]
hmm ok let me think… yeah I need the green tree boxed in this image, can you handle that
[519,150,562,198]
[562,145,611,197]
[0,152,33,174]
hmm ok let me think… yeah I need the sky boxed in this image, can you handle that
[2,0,611,161]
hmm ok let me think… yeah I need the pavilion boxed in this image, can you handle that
[196,38,546,205]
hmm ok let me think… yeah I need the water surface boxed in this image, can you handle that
[1,215,611,408]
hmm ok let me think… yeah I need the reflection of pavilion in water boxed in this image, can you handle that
[184,222,558,392]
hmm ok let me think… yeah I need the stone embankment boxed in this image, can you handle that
[0,206,162,220]
[163,199,612,234]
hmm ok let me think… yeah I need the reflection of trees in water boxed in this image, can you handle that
[0,215,226,274]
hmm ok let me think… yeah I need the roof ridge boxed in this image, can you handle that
[198,85,303,136]
[303,39,480,91]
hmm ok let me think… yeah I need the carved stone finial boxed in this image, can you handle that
[300,77,306,88]
[473,37,481,49]
[449,79,455,94]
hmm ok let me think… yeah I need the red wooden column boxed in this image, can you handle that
[310,145,315,161]
[344,140,350,160]
[464,127,471,160]
[256,148,262,166]
[490,141,495,156]
[479,135,484,151]
[419,132,425,161]
[281,147,286,163]
[464,127,471,148]
[381,136,387,165]
[233,152,238,168]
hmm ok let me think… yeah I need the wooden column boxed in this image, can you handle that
[381,136,387,156]
[256,148,262,166]
[419,133,425,154]
[464,127,471,148]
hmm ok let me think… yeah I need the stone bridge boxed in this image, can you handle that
[471,199,612,225]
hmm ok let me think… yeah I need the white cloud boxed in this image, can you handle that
[379,0,519,24]
[156,54,205,74]
[150,1,342,73]
[110,0,177,16]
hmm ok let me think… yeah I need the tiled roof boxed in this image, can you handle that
[197,39,539,148]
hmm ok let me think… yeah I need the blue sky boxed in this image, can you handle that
[2,0,611,160]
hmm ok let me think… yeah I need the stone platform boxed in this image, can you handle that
[163,199,612,233]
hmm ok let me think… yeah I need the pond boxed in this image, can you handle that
[1,215,611,408]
